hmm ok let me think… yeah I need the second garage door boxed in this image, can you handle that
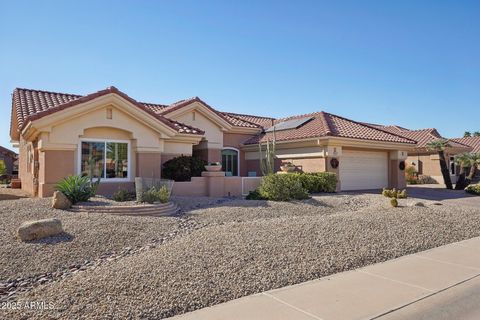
[340,150,389,191]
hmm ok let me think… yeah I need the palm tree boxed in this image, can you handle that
[464,131,472,137]
[474,132,480,137]
[426,139,453,189]
[466,153,480,182]
[454,153,473,190]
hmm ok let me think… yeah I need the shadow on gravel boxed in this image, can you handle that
[0,194,28,201]
[26,232,75,245]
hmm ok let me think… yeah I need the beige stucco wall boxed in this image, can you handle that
[45,106,164,152]
[172,110,223,149]
[38,150,75,197]
[18,138,36,196]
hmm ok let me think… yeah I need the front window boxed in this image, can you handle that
[222,148,239,176]
[80,140,129,180]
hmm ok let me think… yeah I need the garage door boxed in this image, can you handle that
[340,150,388,191]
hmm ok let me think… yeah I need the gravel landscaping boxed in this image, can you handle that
[2,192,480,319]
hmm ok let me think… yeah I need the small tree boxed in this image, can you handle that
[474,132,480,137]
[426,139,453,189]
[466,153,480,182]
[464,131,472,137]
[0,160,6,176]
[454,153,473,190]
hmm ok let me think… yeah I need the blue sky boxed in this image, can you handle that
[1,0,479,150]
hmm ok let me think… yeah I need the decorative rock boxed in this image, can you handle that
[52,191,72,210]
[17,218,64,241]
[413,202,426,207]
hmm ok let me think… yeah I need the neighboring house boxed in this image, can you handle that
[0,146,18,175]
[367,125,472,183]
[9,87,416,197]
[450,137,480,154]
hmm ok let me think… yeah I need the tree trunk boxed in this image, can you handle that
[438,150,453,189]
[466,164,478,183]
[455,167,468,190]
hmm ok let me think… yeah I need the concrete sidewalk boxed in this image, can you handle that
[170,237,480,320]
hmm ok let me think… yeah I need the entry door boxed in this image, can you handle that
[222,149,239,176]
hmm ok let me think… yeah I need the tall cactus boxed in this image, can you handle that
[259,138,276,176]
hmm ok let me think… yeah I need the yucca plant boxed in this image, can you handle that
[55,175,94,204]
[426,139,453,189]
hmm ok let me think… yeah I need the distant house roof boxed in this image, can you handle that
[243,112,417,145]
[10,87,206,140]
[0,146,17,158]
[451,137,480,153]
[367,124,471,150]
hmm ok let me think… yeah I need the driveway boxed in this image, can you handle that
[407,185,480,209]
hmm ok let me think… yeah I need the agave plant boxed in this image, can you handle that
[55,175,94,204]
[426,139,453,189]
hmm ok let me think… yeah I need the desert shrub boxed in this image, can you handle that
[417,175,438,184]
[382,188,407,199]
[405,165,418,184]
[55,175,94,204]
[390,198,398,207]
[113,189,136,202]
[141,186,171,204]
[162,156,207,181]
[258,174,309,201]
[296,172,337,193]
[245,189,266,200]
[465,184,480,196]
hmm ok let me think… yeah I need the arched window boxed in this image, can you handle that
[222,148,239,176]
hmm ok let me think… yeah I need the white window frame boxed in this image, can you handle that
[222,147,240,177]
[78,138,131,182]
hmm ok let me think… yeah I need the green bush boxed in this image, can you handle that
[162,156,207,181]
[258,174,309,201]
[295,172,337,193]
[465,184,480,196]
[113,189,136,202]
[0,160,6,176]
[55,175,94,204]
[141,186,171,204]
[245,189,266,200]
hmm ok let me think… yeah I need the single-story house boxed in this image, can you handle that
[366,125,472,183]
[0,146,18,175]
[9,87,417,197]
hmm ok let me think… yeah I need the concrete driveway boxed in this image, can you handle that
[407,185,480,209]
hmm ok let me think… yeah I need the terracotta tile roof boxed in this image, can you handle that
[451,137,480,153]
[369,124,470,150]
[243,112,416,145]
[221,112,274,129]
[151,97,264,129]
[10,87,204,140]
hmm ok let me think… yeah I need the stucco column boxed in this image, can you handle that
[39,149,76,197]
[136,152,162,179]
[325,146,342,192]
[389,151,408,189]
[201,171,225,197]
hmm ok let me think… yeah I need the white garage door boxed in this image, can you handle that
[340,150,389,191]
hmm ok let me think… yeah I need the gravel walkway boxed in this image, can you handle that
[3,193,480,319]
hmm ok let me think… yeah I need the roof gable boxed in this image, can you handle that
[10,87,204,141]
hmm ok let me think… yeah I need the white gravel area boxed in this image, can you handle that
[4,193,480,319]
[0,197,182,281]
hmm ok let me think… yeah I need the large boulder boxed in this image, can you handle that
[52,191,72,209]
[17,218,64,242]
